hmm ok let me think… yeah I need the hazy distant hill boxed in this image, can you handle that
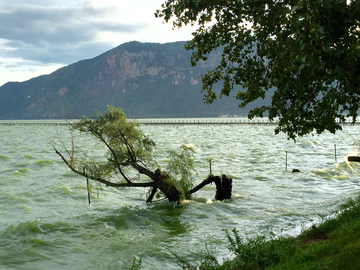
[0,41,270,119]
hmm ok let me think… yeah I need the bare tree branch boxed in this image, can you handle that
[54,147,154,188]
[86,125,132,183]
[122,160,157,180]
[146,187,158,203]
[188,175,219,194]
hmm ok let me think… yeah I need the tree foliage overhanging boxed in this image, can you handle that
[156,0,360,139]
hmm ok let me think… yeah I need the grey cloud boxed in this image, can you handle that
[0,3,147,64]
[1,41,116,66]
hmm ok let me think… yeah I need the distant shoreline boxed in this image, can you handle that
[1,118,360,126]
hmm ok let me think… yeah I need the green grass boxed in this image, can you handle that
[174,193,360,270]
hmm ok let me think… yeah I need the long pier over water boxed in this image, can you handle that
[1,118,360,126]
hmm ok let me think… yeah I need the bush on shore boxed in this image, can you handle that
[173,193,360,270]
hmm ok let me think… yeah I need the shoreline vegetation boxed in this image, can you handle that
[133,192,360,270]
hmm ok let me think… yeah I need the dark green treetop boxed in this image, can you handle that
[156,0,360,139]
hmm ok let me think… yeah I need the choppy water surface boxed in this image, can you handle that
[1,121,360,269]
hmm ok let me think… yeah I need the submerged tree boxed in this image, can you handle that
[156,0,360,140]
[54,106,232,204]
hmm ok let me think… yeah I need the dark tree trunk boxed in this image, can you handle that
[129,164,182,203]
[188,174,232,201]
[147,169,182,203]
[154,169,182,202]
[214,174,232,200]
[146,187,158,203]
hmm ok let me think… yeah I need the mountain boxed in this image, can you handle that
[0,41,269,119]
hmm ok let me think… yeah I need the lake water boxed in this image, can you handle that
[1,121,360,269]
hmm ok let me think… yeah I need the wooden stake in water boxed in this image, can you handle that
[285,151,288,171]
[334,144,337,164]
[86,178,91,205]
[209,159,212,175]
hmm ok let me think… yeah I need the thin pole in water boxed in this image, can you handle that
[334,144,337,163]
[87,178,91,205]
[209,159,212,175]
[285,151,288,171]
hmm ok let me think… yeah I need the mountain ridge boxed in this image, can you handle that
[0,41,269,119]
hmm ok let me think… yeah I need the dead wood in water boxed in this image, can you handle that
[348,156,360,162]
[214,175,232,200]
[189,174,232,201]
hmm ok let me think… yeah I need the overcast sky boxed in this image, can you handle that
[0,0,194,86]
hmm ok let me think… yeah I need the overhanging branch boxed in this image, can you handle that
[54,147,154,188]
[86,126,131,183]
[188,175,220,194]
[121,160,157,180]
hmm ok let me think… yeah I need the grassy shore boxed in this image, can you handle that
[174,193,360,270]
